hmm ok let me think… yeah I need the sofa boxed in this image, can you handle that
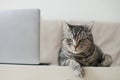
[40,19,120,66]
[0,19,120,80]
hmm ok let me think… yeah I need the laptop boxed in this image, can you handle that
[0,9,40,64]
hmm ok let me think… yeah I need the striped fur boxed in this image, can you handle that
[58,23,112,78]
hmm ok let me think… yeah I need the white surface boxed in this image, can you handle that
[0,64,119,80]
[0,0,120,22]
[0,9,40,64]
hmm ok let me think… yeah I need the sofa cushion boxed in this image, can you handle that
[40,20,120,66]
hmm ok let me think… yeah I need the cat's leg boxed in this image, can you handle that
[64,59,85,78]
[98,54,112,67]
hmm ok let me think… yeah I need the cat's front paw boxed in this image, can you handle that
[74,68,85,78]
[99,54,112,67]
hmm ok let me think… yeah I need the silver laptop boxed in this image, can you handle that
[0,9,40,64]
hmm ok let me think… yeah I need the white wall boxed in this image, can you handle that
[0,0,120,22]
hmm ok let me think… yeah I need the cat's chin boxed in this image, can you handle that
[70,50,84,54]
[70,50,82,54]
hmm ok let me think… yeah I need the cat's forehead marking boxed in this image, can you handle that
[71,26,84,38]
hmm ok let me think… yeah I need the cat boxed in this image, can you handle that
[58,22,112,78]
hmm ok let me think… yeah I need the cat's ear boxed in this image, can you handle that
[66,23,74,30]
[63,22,71,33]
[86,21,94,32]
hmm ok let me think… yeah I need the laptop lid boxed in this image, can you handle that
[0,9,40,64]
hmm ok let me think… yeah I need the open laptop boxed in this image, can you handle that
[0,9,40,64]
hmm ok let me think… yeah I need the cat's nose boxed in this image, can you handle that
[73,45,76,48]
[74,45,78,49]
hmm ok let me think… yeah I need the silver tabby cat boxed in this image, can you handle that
[58,23,112,78]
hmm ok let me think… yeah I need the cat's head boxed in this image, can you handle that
[62,22,94,54]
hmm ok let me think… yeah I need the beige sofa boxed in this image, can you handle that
[40,19,120,66]
[0,19,120,80]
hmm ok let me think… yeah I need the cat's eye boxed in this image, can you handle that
[79,39,84,42]
[79,39,86,43]
[66,39,73,43]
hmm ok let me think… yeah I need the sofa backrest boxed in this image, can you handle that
[40,19,63,64]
